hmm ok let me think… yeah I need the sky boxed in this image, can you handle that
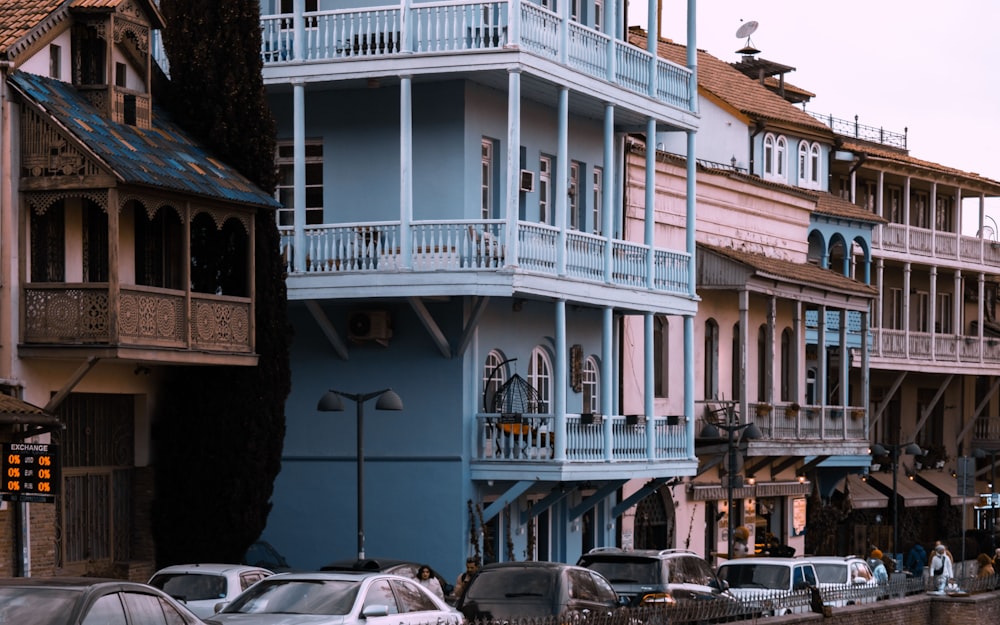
[631,0,1000,232]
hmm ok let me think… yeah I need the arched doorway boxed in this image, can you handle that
[633,487,676,550]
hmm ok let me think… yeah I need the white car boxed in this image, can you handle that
[204,570,465,625]
[716,557,818,615]
[149,563,274,618]
[803,555,879,606]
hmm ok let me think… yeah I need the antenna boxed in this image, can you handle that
[735,20,760,56]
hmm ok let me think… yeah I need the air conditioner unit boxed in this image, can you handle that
[347,310,392,342]
[519,169,535,192]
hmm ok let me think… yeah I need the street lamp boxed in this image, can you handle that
[973,448,1000,532]
[700,415,762,560]
[317,388,404,560]
[871,442,923,571]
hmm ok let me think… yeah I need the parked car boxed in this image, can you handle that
[242,540,292,571]
[0,576,205,625]
[577,547,730,606]
[148,563,274,617]
[204,570,462,625]
[802,555,878,606]
[455,561,624,622]
[320,557,454,597]
[716,557,818,616]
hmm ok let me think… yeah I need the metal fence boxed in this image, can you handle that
[459,573,1000,625]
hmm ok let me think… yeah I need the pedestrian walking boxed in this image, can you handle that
[905,542,926,578]
[416,564,444,599]
[930,544,954,593]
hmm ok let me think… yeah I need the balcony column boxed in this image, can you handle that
[861,307,870,427]
[738,289,749,420]
[929,266,937,359]
[505,69,521,265]
[644,312,655,459]
[293,0,304,60]
[903,176,911,253]
[686,0,697,111]
[108,187,120,344]
[875,257,884,354]
[556,88,569,275]
[559,0,569,64]
[602,306,614,459]
[645,0,658,98]
[952,187,961,262]
[792,300,802,403]
[400,75,413,265]
[903,263,911,357]
[978,272,986,364]
[839,308,848,437]
[292,79,306,272]
[686,129,696,296]
[554,299,567,461]
[400,0,412,53]
[765,295,775,406]
[645,117,655,289]
[602,104,614,282]
[604,0,616,80]
[509,0,521,45]
[685,315,695,459]
[874,170,884,248]
[817,304,827,421]
[929,180,937,252]
[183,200,192,346]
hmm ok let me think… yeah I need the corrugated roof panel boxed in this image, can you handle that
[10,71,279,209]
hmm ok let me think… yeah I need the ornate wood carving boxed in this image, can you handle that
[20,108,103,181]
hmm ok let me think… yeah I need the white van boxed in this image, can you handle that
[716,557,818,616]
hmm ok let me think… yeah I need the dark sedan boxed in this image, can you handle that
[0,576,205,624]
[455,561,624,622]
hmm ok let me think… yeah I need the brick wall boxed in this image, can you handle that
[766,591,1000,625]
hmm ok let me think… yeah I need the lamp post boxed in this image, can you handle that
[871,442,923,571]
[700,412,762,560]
[317,388,404,560]
[973,448,1000,532]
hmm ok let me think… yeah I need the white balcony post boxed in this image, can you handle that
[602,306,614,459]
[509,0,521,46]
[505,69,521,265]
[293,80,306,272]
[644,312,655,458]
[556,88,568,276]
[602,104,614,281]
[400,75,413,266]
[645,117,655,289]
[554,300,567,461]
[293,0,304,60]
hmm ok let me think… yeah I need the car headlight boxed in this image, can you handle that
[639,592,676,605]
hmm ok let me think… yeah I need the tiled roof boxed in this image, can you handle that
[629,28,832,136]
[838,138,1000,191]
[10,71,279,208]
[0,0,64,55]
[813,193,887,225]
[700,243,878,297]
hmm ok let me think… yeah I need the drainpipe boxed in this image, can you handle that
[748,121,766,176]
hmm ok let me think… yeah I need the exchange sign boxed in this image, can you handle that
[2,442,59,503]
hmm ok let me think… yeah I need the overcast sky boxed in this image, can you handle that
[632,1,1000,232]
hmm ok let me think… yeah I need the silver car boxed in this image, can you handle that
[149,563,274,618]
[205,571,464,625]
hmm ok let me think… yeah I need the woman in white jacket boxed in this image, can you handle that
[930,544,954,592]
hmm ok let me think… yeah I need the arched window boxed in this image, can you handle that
[775,136,787,178]
[704,320,719,399]
[780,328,792,402]
[763,134,775,176]
[798,141,809,184]
[528,346,552,413]
[482,350,508,412]
[582,356,599,414]
[654,316,668,398]
[810,143,821,184]
[757,325,767,402]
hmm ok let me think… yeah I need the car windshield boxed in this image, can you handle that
[466,569,556,599]
[579,557,658,585]
[223,579,359,615]
[719,564,790,590]
[812,563,847,584]
[149,573,227,601]
[0,588,80,625]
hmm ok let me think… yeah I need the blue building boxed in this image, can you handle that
[257,0,703,574]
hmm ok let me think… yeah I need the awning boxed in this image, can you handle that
[867,473,939,507]
[914,471,984,506]
[836,474,888,509]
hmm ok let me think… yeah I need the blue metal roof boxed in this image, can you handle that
[9,71,279,208]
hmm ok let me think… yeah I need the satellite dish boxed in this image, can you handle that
[735,20,758,39]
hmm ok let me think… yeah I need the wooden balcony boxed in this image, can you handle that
[259,1,695,112]
[874,223,1000,270]
[21,283,255,365]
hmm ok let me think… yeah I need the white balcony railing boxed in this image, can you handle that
[258,1,694,111]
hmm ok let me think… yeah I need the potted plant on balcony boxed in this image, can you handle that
[755,403,772,417]
[851,408,865,420]
[785,403,800,418]
[921,445,949,470]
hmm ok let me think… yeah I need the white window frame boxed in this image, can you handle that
[594,0,603,30]
[528,346,552,413]
[592,166,603,235]
[483,350,508,412]
[569,161,580,230]
[936,292,952,334]
[809,143,821,185]
[763,134,774,176]
[775,136,787,178]
[275,140,324,227]
[798,142,808,185]
[582,356,599,413]
[481,138,493,220]
[539,155,553,225]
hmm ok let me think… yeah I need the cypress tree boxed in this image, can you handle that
[151,1,291,565]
